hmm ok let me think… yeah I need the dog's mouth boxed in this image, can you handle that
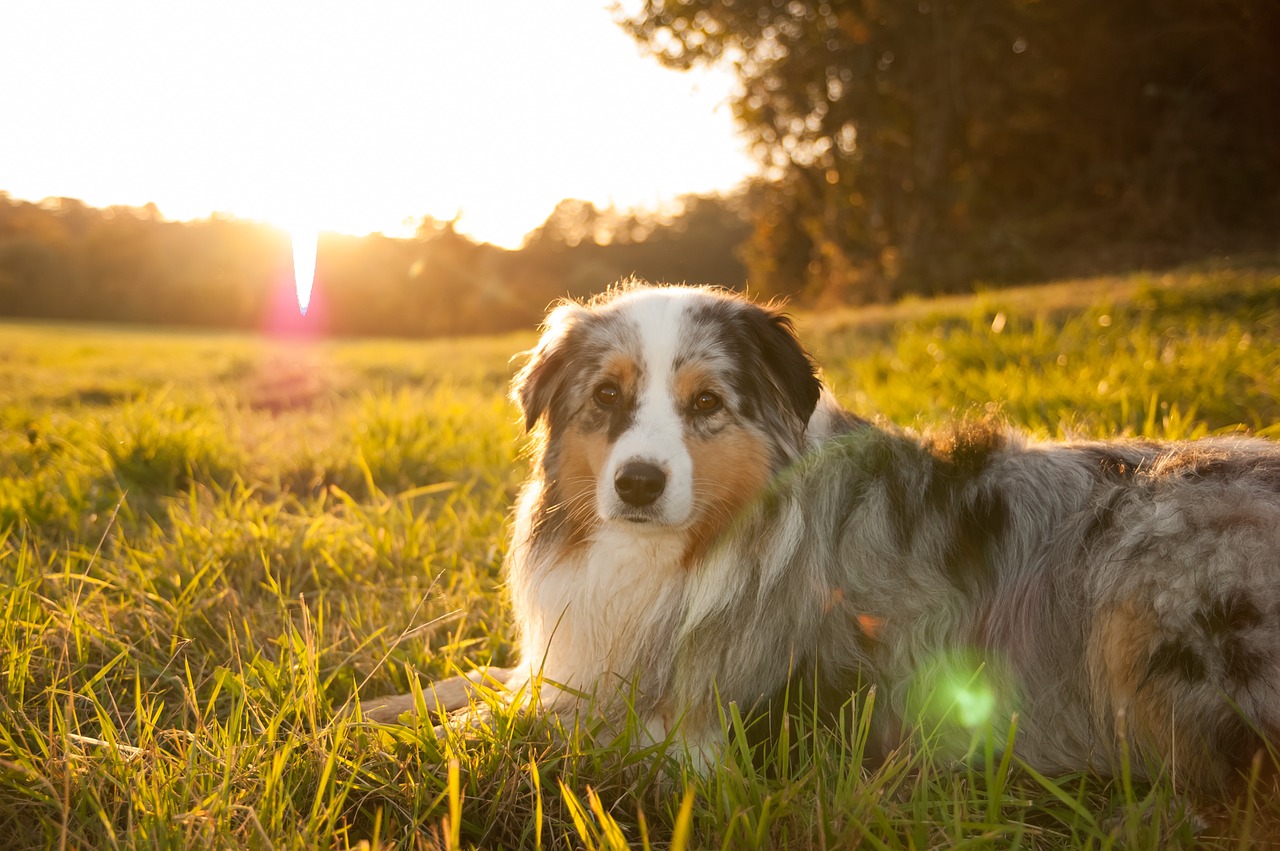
[614,513,701,534]
[615,510,663,525]
[607,507,681,527]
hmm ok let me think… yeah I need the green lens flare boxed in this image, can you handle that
[950,678,997,729]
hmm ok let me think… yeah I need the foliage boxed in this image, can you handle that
[618,0,1280,299]
[1,260,1278,847]
[522,194,752,300]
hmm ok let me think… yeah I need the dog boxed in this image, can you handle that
[362,282,1280,807]
[360,282,857,726]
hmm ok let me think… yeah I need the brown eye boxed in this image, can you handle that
[693,391,722,414]
[594,382,620,407]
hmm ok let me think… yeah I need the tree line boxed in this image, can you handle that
[0,192,750,337]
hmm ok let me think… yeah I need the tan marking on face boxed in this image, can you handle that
[600,353,640,396]
[673,363,719,410]
[681,425,773,567]
[556,422,611,544]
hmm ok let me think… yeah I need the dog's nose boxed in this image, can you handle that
[614,462,666,507]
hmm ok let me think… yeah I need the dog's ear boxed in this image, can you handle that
[513,301,588,431]
[743,303,822,424]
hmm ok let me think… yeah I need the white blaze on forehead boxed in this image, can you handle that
[608,287,703,371]
[596,288,707,525]
[598,286,717,339]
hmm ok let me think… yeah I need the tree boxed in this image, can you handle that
[618,0,1280,300]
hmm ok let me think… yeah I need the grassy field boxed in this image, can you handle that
[3,258,1280,849]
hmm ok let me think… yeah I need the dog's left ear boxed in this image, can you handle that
[512,300,587,431]
[743,304,822,424]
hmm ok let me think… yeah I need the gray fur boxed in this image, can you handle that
[662,423,1280,793]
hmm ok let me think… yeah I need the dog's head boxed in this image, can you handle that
[514,283,822,543]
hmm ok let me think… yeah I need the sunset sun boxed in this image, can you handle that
[0,3,752,249]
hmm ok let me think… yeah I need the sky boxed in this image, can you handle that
[0,1,755,249]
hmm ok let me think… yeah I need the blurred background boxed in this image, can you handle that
[1,0,1277,338]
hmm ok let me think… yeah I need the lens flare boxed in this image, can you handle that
[291,226,318,315]
[951,679,996,729]
[909,651,1006,737]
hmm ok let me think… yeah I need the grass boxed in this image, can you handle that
[2,257,1279,848]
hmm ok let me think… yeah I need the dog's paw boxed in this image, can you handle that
[435,703,496,739]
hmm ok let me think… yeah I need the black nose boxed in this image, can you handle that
[614,462,666,507]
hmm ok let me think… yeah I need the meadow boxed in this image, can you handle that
[2,258,1279,849]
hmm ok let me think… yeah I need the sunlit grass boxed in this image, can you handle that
[1,258,1278,847]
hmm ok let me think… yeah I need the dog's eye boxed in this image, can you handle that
[594,382,620,407]
[692,391,722,414]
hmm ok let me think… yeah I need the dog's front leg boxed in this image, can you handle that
[358,666,515,724]
[651,625,824,773]
[658,532,839,770]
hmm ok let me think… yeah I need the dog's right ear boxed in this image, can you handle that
[512,301,588,431]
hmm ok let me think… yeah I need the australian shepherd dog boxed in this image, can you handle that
[362,282,1280,810]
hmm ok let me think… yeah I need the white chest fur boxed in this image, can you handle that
[511,521,687,701]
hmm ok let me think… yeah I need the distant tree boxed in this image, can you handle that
[518,191,752,297]
[524,199,606,249]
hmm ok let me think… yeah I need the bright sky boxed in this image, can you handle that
[0,1,754,249]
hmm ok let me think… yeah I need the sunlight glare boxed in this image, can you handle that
[291,225,318,316]
[0,4,753,249]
